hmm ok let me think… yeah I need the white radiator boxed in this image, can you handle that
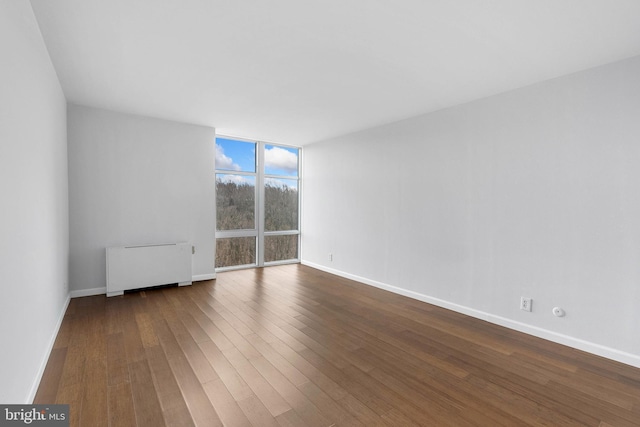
[106,243,192,297]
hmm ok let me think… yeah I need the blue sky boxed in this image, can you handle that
[215,137,256,172]
[216,137,298,177]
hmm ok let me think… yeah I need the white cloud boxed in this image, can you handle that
[215,144,241,171]
[265,146,298,174]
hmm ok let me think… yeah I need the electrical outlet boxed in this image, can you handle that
[328,253,333,262]
[520,297,532,312]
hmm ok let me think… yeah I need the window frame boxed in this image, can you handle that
[215,135,301,271]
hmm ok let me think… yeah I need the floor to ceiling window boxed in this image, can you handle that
[215,136,300,270]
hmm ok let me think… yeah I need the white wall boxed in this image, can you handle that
[0,1,70,403]
[68,105,216,294]
[302,55,640,368]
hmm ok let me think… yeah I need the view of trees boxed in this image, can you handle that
[215,179,298,268]
[216,236,256,268]
[264,234,298,263]
[265,182,298,231]
[216,180,255,230]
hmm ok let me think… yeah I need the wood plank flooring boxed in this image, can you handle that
[35,264,640,426]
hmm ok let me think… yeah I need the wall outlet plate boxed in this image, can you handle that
[520,297,532,312]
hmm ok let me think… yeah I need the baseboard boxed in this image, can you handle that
[301,260,640,369]
[70,287,106,298]
[192,273,216,282]
[27,294,70,403]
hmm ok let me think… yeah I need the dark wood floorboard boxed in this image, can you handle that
[35,264,640,426]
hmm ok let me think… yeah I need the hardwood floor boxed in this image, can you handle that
[35,264,640,426]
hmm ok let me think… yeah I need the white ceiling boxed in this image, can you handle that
[30,0,640,145]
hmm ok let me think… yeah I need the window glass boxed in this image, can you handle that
[216,174,255,230]
[216,237,256,268]
[216,138,256,173]
[264,178,298,231]
[264,235,298,263]
[264,145,298,177]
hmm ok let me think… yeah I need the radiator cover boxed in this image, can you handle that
[106,243,192,297]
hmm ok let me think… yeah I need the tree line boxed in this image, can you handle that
[216,180,298,267]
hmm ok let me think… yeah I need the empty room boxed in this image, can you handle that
[2,0,640,425]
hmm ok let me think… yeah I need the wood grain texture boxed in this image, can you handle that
[35,264,640,426]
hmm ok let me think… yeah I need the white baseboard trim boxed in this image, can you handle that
[27,294,70,403]
[70,287,106,298]
[301,260,640,369]
[193,273,216,282]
